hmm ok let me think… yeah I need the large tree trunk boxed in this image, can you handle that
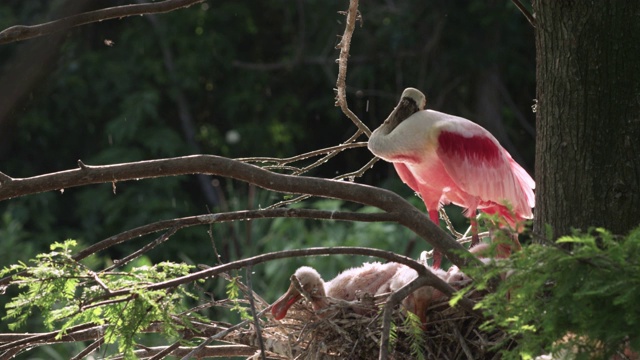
[533,2,640,238]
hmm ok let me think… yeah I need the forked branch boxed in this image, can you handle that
[0,0,204,45]
[0,155,470,268]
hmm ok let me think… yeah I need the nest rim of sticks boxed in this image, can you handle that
[256,289,515,360]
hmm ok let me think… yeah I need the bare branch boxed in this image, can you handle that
[0,0,205,45]
[0,155,469,268]
[0,208,398,287]
[70,337,104,360]
[0,171,11,183]
[335,0,371,137]
[83,267,112,294]
[147,341,182,360]
[339,156,379,180]
[84,247,479,315]
[293,130,366,176]
[0,321,237,354]
[511,0,536,28]
[238,142,368,168]
[0,322,98,352]
[80,209,395,262]
[102,226,179,271]
[180,307,273,359]
[131,345,258,358]
[246,267,267,360]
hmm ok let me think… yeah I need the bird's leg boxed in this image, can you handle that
[470,216,480,247]
[428,209,440,224]
[431,252,442,270]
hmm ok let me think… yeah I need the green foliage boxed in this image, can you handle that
[466,227,640,359]
[226,275,251,321]
[403,311,427,360]
[389,320,398,351]
[2,240,195,358]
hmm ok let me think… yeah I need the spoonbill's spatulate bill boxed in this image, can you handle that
[368,88,535,268]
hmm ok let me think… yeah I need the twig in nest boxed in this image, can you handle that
[246,267,267,360]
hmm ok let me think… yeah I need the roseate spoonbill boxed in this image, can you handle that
[271,262,402,320]
[368,87,535,269]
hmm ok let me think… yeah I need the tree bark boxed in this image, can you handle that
[533,1,640,238]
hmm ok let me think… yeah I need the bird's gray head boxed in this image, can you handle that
[293,266,325,297]
[383,87,426,130]
[271,266,326,320]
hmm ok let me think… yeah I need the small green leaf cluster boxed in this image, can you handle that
[403,311,427,360]
[385,309,426,359]
[2,240,195,358]
[226,275,252,321]
[465,227,640,360]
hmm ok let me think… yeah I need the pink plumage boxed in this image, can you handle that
[271,263,401,320]
[368,88,535,268]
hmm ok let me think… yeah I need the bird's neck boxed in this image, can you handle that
[381,99,420,134]
[311,296,331,311]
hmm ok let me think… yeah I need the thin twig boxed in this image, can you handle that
[70,337,104,360]
[78,210,394,264]
[266,152,378,209]
[511,0,536,27]
[335,0,371,137]
[101,226,179,272]
[0,346,22,359]
[147,340,181,360]
[338,156,380,181]
[237,142,367,166]
[180,308,271,360]
[293,130,365,176]
[439,208,464,239]
[208,222,224,265]
[0,322,99,352]
[127,345,257,359]
[0,0,205,45]
[246,267,267,360]
[453,326,475,360]
[85,268,112,295]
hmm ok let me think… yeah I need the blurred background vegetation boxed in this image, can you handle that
[0,0,534,357]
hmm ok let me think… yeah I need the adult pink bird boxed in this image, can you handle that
[368,88,535,268]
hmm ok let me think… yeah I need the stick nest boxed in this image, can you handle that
[255,291,513,359]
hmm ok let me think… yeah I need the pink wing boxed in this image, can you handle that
[393,162,420,193]
[393,162,447,223]
[436,130,534,219]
